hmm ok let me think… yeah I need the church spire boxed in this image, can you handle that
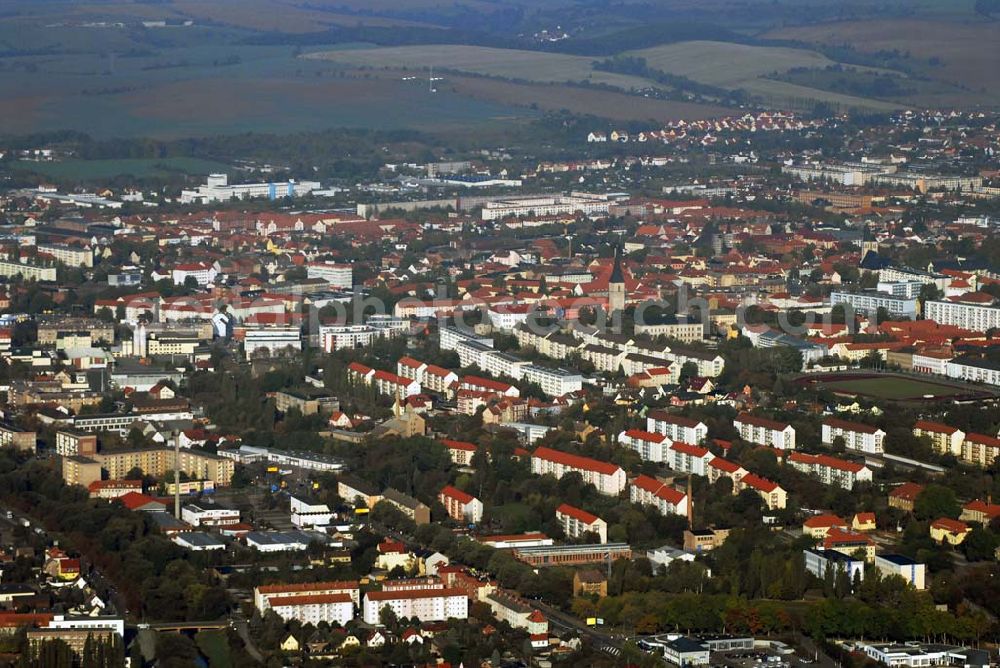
[609,246,625,285]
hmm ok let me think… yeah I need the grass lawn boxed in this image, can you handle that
[195,630,232,668]
[13,157,232,181]
[823,377,968,400]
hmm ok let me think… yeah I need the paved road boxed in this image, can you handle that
[530,598,622,657]
[230,610,265,663]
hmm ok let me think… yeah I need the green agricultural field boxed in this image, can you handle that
[626,40,904,111]
[304,45,662,91]
[13,157,233,181]
[823,377,970,400]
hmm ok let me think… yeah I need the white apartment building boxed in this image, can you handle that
[486,305,533,331]
[171,262,217,287]
[243,327,302,359]
[481,350,530,380]
[925,299,1000,332]
[306,262,353,289]
[878,266,949,291]
[913,420,965,457]
[531,446,626,496]
[521,364,583,397]
[37,243,93,268]
[480,193,611,221]
[371,370,421,399]
[439,326,493,352]
[633,320,704,343]
[822,418,886,455]
[830,290,917,319]
[556,503,607,543]
[319,324,384,352]
[254,581,361,612]
[667,441,713,477]
[0,259,57,282]
[629,475,689,517]
[733,413,796,450]
[456,340,494,369]
[945,356,1000,387]
[398,357,459,394]
[439,485,483,523]
[877,281,924,300]
[787,452,873,490]
[268,593,354,626]
[618,429,669,463]
[646,411,708,444]
[362,588,468,625]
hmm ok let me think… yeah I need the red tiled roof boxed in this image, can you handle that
[479,532,549,544]
[931,517,970,533]
[735,412,791,431]
[741,473,779,493]
[632,474,686,504]
[889,482,925,501]
[461,375,514,393]
[439,485,476,505]
[965,433,1000,449]
[441,439,477,452]
[709,456,742,473]
[962,499,1000,520]
[118,492,163,510]
[622,429,666,443]
[269,593,354,607]
[366,587,466,601]
[532,446,621,476]
[803,514,846,529]
[647,410,704,428]
[823,417,881,434]
[669,441,710,458]
[257,580,358,595]
[556,503,600,525]
[914,420,961,435]
[823,527,874,548]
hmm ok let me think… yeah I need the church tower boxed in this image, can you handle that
[607,248,626,314]
[861,224,878,259]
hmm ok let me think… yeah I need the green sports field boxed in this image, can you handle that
[822,377,969,400]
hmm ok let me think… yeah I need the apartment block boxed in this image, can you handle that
[556,503,608,543]
[822,418,885,455]
[531,446,626,496]
[734,413,796,450]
